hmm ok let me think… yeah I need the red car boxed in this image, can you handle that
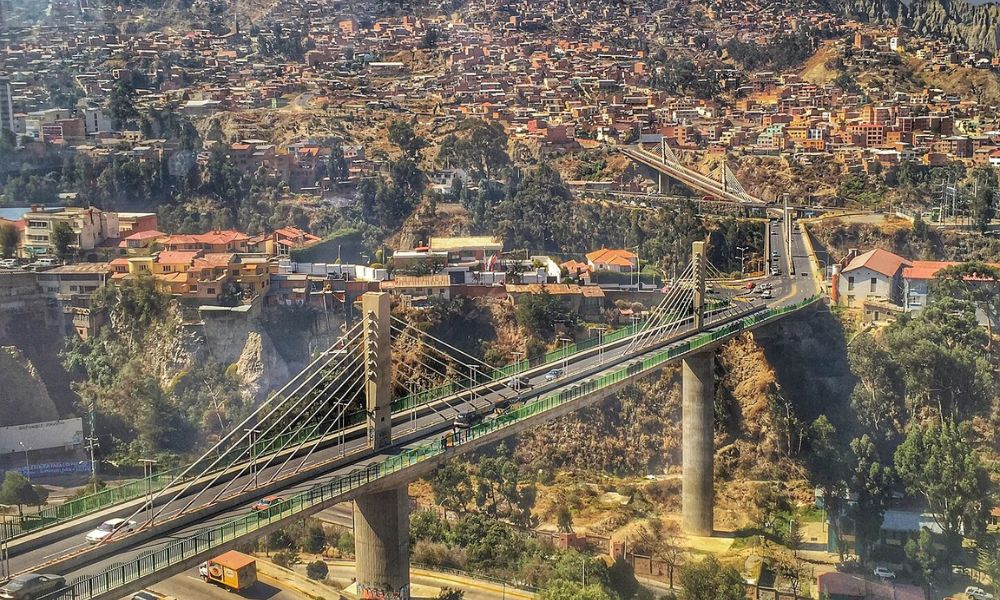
[744,282,755,290]
[250,495,284,511]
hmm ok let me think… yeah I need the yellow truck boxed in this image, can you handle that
[198,551,257,592]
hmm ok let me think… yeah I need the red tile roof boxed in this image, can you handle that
[843,248,911,277]
[903,260,1000,281]
[585,248,637,268]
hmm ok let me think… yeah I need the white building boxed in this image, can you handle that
[21,206,120,258]
[833,248,911,308]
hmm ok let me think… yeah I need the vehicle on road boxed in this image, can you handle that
[131,591,169,600]
[544,368,564,381]
[200,551,257,592]
[250,495,284,511]
[507,376,532,390]
[0,258,18,269]
[453,409,480,429]
[86,518,136,544]
[744,282,755,290]
[761,290,772,299]
[0,574,66,600]
[873,566,896,579]
[25,258,59,271]
[835,560,863,574]
[966,587,995,599]
[771,268,780,276]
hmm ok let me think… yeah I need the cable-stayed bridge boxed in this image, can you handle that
[1,225,820,600]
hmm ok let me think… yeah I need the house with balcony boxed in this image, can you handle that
[585,248,637,273]
[20,206,119,258]
[428,236,503,268]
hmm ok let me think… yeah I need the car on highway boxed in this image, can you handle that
[507,376,532,389]
[250,495,284,511]
[966,587,995,600]
[131,591,168,600]
[771,268,780,276]
[85,517,136,544]
[0,573,66,600]
[544,368,564,381]
[743,282,755,290]
[453,409,479,429]
[761,289,772,299]
[873,566,896,579]
[0,258,18,269]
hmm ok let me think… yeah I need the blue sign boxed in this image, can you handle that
[14,461,92,478]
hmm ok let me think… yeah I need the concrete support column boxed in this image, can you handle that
[658,172,665,194]
[362,292,392,451]
[354,486,410,598]
[682,350,714,537]
[763,220,770,271]
[692,241,705,331]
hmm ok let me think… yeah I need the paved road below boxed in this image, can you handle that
[138,566,304,600]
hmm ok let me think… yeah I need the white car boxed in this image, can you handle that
[0,259,17,269]
[544,369,563,381]
[86,518,136,544]
[873,566,896,579]
[966,587,995,600]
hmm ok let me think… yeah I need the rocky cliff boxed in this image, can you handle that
[835,0,1000,52]
[0,346,60,427]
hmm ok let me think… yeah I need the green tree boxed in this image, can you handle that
[849,434,894,559]
[0,472,40,514]
[895,420,989,553]
[305,560,328,580]
[678,555,745,600]
[51,221,75,259]
[977,536,1000,594]
[410,510,449,544]
[968,169,997,231]
[495,162,572,251]
[430,462,472,513]
[556,503,573,533]
[298,522,327,553]
[475,450,537,526]
[539,580,613,600]
[437,590,463,600]
[108,77,138,131]
[514,291,577,340]
[847,333,904,442]
[0,222,19,258]
[387,120,428,159]
[905,528,939,597]
[932,262,1000,343]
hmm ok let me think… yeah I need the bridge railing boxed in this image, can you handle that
[40,295,817,600]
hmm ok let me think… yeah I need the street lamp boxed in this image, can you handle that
[138,459,157,527]
[558,337,572,373]
[511,351,525,394]
[17,442,29,480]
[736,246,748,276]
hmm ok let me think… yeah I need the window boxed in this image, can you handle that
[870,277,877,293]
[27,220,49,229]
[162,265,172,272]
[847,276,855,291]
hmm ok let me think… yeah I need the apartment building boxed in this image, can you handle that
[21,206,119,258]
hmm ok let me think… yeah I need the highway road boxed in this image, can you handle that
[142,568,303,600]
[7,222,818,599]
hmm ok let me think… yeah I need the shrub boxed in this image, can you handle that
[272,550,299,569]
[305,560,328,581]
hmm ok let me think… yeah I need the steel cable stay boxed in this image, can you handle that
[632,286,697,352]
[118,323,367,531]
[391,354,473,422]
[175,346,368,515]
[389,325,481,389]
[257,351,370,480]
[218,355,369,501]
[624,261,695,354]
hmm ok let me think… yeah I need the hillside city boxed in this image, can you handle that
[1,0,1000,599]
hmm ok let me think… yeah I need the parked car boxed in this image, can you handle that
[86,518,136,544]
[873,566,896,579]
[0,258,18,269]
[743,282,755,290]
[544,368,564,381]
[250,495,284,511]
[966,587,995,600]
[835,560,863,574]
[0,574,66,600]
